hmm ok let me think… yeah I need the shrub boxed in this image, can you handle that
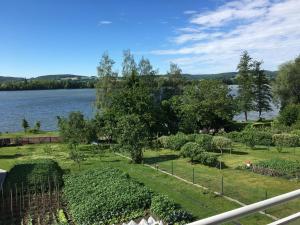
[193,153,219,167]
[212,136,232,154]
[272,133,299,152]
[254,131,273,147]
[4,159,63,191]
[252,159,300,178]
[239,130,256,149]
[180,142,204,162]
[160,133,188,151]
[157,135,169,148]
[195,134,213,151]
[291,130,300,137]
[225,131,241,142]
[63,168,152,225]
[278,104,300,126]
[150,194,193,225]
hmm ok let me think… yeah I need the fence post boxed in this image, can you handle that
[265,190,268,213]
[192,168,195,184]
[171,161,174,175]
[221,175,224,195]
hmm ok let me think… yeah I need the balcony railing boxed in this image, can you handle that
[186,189,300,225]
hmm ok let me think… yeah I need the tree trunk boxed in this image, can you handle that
[244,111,248,121]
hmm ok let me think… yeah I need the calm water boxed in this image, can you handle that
[0,89,96,132]
[0,86,279,132]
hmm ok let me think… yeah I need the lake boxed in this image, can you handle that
[0,86,279,132]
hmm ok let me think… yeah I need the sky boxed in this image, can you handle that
[0,0,300,78]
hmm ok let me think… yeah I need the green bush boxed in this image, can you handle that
[278,104,300,126]
[252,159,300,178]
[63,168,152,225]
[212,136,232,153]
[180,142,204,162]
[4,159,63,191]
[291,130,300,137]
[195,134,213,151]
[272,133,299,152]
[193,153,219,167]
[159,133,188,151]
[150,194,193,225]
[225,131,241,142]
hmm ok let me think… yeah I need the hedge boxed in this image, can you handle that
[63,168,152,225]
[150,194,193,225]
[272,133,299,152]
[194,134,213,151]
[158,133,188,151]
[4,159,63,191]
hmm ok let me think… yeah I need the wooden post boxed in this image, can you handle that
[192,168,195,184]
[221,175,224,195]
[171,161,174,175]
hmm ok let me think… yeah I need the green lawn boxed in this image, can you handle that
[0,131,59,138]
[142,144,300,219]
[0,143,273,225]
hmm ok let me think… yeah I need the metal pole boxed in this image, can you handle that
[221,176,224,195]
[192,168,195,184]
[171,161,174,175]
[186,189,300,225]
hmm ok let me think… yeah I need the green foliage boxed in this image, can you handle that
[170,80,235,132]
[68,143,86,170]
[180,142,218,167]
[273,55,300,108]
[63,168,152,225]
[180,142,203,162]
[278,104,300,126]
[160,133,188,151]
[150,194,193,225]
[272,133,299,152]
[22,118,29,132]
[252,159,300,178]
[212,136,232,153]
[57,209,68,225]
[4,159,63,191]
[57,112,96,144]
[239,130,256,149]
[116,114,149,163]
[194,134,213,151]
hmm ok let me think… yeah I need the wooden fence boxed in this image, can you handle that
[0,137,62,147]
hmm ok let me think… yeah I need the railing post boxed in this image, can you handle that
[192,168,195,184]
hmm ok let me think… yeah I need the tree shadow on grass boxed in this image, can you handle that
[221,149,249,155]
[0,153,23,159]
[144,154,179,165]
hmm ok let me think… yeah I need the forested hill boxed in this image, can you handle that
[0,71,277,90]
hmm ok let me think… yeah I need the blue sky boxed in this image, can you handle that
[1,0,300,77]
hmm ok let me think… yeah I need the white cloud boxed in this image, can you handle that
[184,10,197,15]
[98,20,112,25]
[152,0,300,73]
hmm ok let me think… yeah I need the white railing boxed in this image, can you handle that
[186,189,300,225]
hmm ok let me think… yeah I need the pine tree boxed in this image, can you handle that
[236,51,254,121]
[22,118,29,132]
[253,60,272,118]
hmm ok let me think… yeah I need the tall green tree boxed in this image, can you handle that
[252,60,272,118]
[170,80,235,133]
[273,55,300,108]
[96,52,118,111]
[122,49,137,77]
[116,114,148,163]
[236,51,254,121]
[138,57,157,76]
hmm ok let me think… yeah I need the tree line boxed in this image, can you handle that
[0,79,95,91]
[57,50,299,163]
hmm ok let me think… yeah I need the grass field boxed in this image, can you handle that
[0,130,59,138]
[0,142,299,224]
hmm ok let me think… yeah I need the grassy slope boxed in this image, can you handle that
[142,144,300,219]
[0,144,271,225]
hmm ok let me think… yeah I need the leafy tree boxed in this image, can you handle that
[170,80,235,133]
[22,118,29,132]
[253,61,272,118]
[116,114,149,163]
[96,52,118,111]
[122,49,137,77]
[34,121,41,131]
[212,136,232,154]
[138,56,157,76]
[68,142,85,170]
[236,51,254,121]
[278,104,300,126]
[273,55,300,108]
[57,112,95,144]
